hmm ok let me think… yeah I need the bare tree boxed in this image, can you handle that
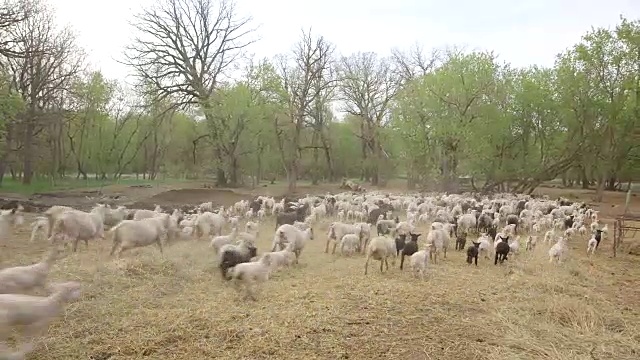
[5,2,83,184]
[275,30,334,192]
[337,52,397,186]
[121,0,256,185]
[390,44,440,85]
[0,0,32,61]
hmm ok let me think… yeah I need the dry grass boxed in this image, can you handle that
[2,188,640,359]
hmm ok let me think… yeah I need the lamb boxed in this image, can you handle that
[506,214,519,234]
[326,222,362,254]
[0,247,61,294]
[339,233,361,256]
[543,229,555,244]
[455,232,467,251]
[259,243,296,270]
[426,228,449,264]
[29,216,49,243]
[525,235,537,251]
[494,237,510,265]
[457,213,477,235]
[548,237,568,263]
[0,208,22,242]
[376,218,396,236]
[477,234,493,259]
[109,215,169,257]
[394,233,406,256]
[0,281,81,357]
[194,211,226,238]
[400,233,421,270]
[272,224,313,264]
[409,249,430,279]
[227,254,272,301]
[219,238,258,279]
[466,241,480,266]
[588,229,605,254]
[509,236,520,254]
[364,235,396,275]
[210,227,239,254]
[49,204,109,252]
[43,205,73,237]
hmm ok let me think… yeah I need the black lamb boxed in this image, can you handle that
[400,233,421,270]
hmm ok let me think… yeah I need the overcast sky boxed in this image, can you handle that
[50,0,639,82]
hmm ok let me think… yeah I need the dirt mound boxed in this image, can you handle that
[146,188,254,208]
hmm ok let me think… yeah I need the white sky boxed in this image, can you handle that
[50,0,639,82]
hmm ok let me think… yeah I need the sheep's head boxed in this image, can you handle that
[409,233,421,242]
[471,241,480,248]
[47,281,82,302]
[500,236,509,242]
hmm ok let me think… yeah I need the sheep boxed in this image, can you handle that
[49,204,109,252]
[400,233,421,270]
[509,236,520,254]
[104,206,128,227]
[494,237,510,265]
[549,237,568,263]
[506,214,519,234]
[228,254,272,301]
[466,241,480,266]
[29,216,49,243]
[455,232,467,251]
[210,227,239,254]
[0,281,81,357]
[543,229,555,244]
[339,234,361,256]
[409,249,430,279]
[376,218,396,236]
[0,247,62,294]
[564,215,575,230]
[272,224,313,264]
[260,243,296,270]
[477,234,493,259]
[588,229,605,254]
[394,233,406,256]
[0,208,21,242]
[219,239,258,280]
[326,222,361,254]
[457,213,477,235]
[132,208,160,221]
[109,215,169,257]
[426,228,449,264]
[194,211,226,238]
[43,205,73,237]
[364,235,396,275]
[525,235,537,251]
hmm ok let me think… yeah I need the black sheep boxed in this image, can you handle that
[466,241,480,266]
[275,204,308,230]
[395,234,407,256]
[487,225,498,242]
[455,233,467,251]
[400,233,421,270]
[477,214,493,233]
[219,246,258,280]
[494,236,510,265]
[594,229,604,248]
[564,215,575,230]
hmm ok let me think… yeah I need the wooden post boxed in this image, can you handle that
[624,189,632,215]
[613,219,618,257]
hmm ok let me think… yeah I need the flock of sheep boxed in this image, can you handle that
[0,190,609,358]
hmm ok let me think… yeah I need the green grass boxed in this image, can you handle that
[0,176,178,195]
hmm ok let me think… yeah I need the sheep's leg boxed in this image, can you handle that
[332,242,338,254]
[72,239,79,252]
[156,237,164,254]
[379,259,384,273]
[443,248,447,259]
[364,256,370,275]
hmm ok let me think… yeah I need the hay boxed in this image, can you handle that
[1,215,639,360]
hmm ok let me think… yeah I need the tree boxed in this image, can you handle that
[275,30,334,192]
[337,52,397,186]
[122,0,256,186]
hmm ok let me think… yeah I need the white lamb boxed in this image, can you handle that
[194,211,226,238]
[228,254,273,301]
[525,235,537,251]
[49,204,109,252]
[29,216,49,243]
[426,228,449,264]
[326,222,362,254]
[587,235,598,255]
[0,208,22,242]
[109,215,169,257]
[409,249,430,280]
[509,236,520,254]
[364,236,396,275]
[210,227,239,254]
[548,237,568,263]
[544,229,555,244]
[0,247,61,294]
[339,234,361,256]
[0,281,81,357]
[259,243,296,271]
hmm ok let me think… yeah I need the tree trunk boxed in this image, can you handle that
[320,134,334,182]
[22,119,35,185]
[288,157,298,193]
[580,167,589,189]
[229,157,239,187]
[216,167,227,187]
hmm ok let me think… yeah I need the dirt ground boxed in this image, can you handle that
[1,180,639,359]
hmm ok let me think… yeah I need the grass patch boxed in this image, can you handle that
[0,176,180,195]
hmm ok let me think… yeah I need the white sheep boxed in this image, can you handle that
[29,216,49,243]
[0,208,22,242]
[194,211,226,238]
[104,206,128,227]
[587,235,598,255]
[549,237,568,263]
[228,254,273,301]
[409,249,430,280]
[0,281,81,357]
[0,247,61,294]
[525,235,537,251]
[259,243,296,271]
[477,234,493,259]
[49,204,109,252]
[109,215,169,257]
[272,224,313,264]
[543,229,555,244]
[364,235,396,275]
[339,234,360,256]
[326,222,362,254]
[210,227,239,254]
[457,212,477,235]
[509,236,520,254]
[426,228,449,264]
[43,205,73,237]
